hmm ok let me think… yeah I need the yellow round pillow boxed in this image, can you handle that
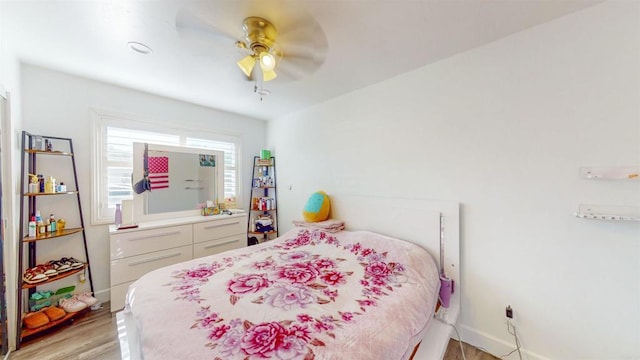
[303,191,331,223]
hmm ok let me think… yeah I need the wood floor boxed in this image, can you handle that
[9,304,119,360]
[8,303,498,360]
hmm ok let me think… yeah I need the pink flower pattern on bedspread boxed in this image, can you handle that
[165,229,408,360]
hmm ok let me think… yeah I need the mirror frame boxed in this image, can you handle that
[132,142,224,222]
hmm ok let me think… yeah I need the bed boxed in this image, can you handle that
[117,195,460,359]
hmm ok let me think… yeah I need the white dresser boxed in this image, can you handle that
[109,213,247,311]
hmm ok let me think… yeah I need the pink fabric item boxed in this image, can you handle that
[292,219,345,233]
[126,229,439,360]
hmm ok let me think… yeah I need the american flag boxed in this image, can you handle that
[148,156,169,189]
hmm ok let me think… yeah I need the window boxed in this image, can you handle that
[92,111,240,224]
[186,137,237,203]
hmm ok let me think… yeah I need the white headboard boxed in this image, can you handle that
[330,195,460,291]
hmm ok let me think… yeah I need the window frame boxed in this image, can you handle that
[91,109,242,225]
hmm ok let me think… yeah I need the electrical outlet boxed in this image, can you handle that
[506,305,513,319]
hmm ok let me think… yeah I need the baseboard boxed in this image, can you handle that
[457,324,551,360]
[93,288,110,304]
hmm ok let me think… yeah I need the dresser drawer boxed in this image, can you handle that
[193,217,245,244]
[193,234,244,259]
[110,224,192,260]
[111,245,192,285]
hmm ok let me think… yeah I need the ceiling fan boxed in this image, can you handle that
[175,1,328,90]
[235,16,280,82]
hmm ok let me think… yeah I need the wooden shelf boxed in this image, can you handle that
[255,160,273,166]
[24,149,73,156]
[22,265,86,290]
[248,156,278,246]
[17,132,94,350]
[248,230,278,235]
[24,191,78,197]
[21,308,88,339]
[23,228,83,243]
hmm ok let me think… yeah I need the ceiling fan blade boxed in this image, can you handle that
[276,58,319,81]
[276,44,327,81]
[175,4,239,44]
[274,10,328,80]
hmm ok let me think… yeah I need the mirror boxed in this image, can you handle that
[132,142,224,222]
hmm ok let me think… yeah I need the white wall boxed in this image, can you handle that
[268,2,639,359]
[1,1,24,349]
[20,64,266,303]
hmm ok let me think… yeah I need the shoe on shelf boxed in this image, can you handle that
[60,257,84,269]
[23,311,49,329]
[43,306,66,321]
[59,297,87,313]
[23,267,48,284]
[48,259,71,273]
[41,263,58,277]
[74,293,98,306]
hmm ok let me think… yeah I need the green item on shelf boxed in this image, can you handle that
[30,290,53,300]
[55,285,75,295]
[30,300,51,311]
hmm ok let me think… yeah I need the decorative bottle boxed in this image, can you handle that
[56,218,66,232]
[45,176,55,193]
[49,214,56,232]
[115,204,122,227]
[35,210,45,235]
[28,216,37,237]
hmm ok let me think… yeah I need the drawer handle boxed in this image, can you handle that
[204,221,240,230]
[127,230,181,242]
[128,252,181,266]
[204,239,238,249]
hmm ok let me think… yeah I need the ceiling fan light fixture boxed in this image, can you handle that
[259,52,276,71]
[237,55,256,77]
[262,68,277,82]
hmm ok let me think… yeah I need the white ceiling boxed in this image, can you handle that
[1,0,600,120]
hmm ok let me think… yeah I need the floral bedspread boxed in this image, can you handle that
[126,228,440,360]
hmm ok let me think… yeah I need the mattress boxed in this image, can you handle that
[124,228,440,359]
